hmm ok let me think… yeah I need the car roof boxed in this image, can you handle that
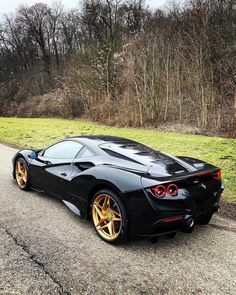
[67,135,185,173]
[67,135,137,155]
[69,135,163,164]
[72,135,134,143]
[70,135,136,147]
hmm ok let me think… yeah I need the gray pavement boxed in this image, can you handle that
[0,143,235,295]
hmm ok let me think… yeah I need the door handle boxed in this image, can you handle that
[61,172,67,177]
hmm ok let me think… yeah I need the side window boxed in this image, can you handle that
[43,141,83,159]
[75,146,94,158]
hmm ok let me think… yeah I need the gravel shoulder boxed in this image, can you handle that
[219,201,236,221]
[0,143,236,295]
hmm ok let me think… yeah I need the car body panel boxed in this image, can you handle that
[12,135,223,237]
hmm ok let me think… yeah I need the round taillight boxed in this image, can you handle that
[167,184,178,197]
[152,185,166,198]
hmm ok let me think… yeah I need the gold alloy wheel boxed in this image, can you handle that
[15,160,28,189]
[92,194,122,241]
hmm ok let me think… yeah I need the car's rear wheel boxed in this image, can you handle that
[15,158,30,190]
[91,190,128,244]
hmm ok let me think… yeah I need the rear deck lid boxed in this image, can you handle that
[99,142,197,177]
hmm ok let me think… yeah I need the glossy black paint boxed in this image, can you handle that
[12,135,224,237]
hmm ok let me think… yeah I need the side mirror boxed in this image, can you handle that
[29,151,38,160]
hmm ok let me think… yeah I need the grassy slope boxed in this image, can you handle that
[0,117,235,203]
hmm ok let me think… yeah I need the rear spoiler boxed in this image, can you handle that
[144,168,220,184]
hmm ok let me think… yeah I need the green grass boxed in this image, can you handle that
[0,117,235,203]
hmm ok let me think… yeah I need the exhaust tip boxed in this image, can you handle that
[186,217,194,228]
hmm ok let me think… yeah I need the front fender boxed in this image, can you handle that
[12,149,34,178]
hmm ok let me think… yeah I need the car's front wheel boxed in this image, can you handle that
[91,190,128,244]
[15,158,30,190]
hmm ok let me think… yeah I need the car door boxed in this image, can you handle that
[63,146,97,210]
[30,140,83,196]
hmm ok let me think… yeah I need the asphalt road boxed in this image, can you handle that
[0,144,235,295]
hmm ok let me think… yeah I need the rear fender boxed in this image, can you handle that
[69,165,144,218]
[72,165,144,193]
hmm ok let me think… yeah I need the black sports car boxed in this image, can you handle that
[12,135,223,244]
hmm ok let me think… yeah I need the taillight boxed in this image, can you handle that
[152,183,179,199]
[167,183,178,197]
[214,170,222,180]
[152,185,166,198]
[198,170,222,180]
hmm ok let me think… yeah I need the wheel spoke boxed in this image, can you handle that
[17,162,22,173]
[107,221,114,237]
[110,209,121,217]
[97,222,108,230]
[102,195,108,210]
[22,175,27,183]
[96,216,106,227]
[112,217,121,222]
[93,204,105,219]
[19,178,24,186]
[106,196,110,209]
[16,175,21,182]
[94,202,103,210]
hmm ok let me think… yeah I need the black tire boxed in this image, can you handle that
[15,158,30,191]
[91,189,128,244]
[197,213,213,225]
